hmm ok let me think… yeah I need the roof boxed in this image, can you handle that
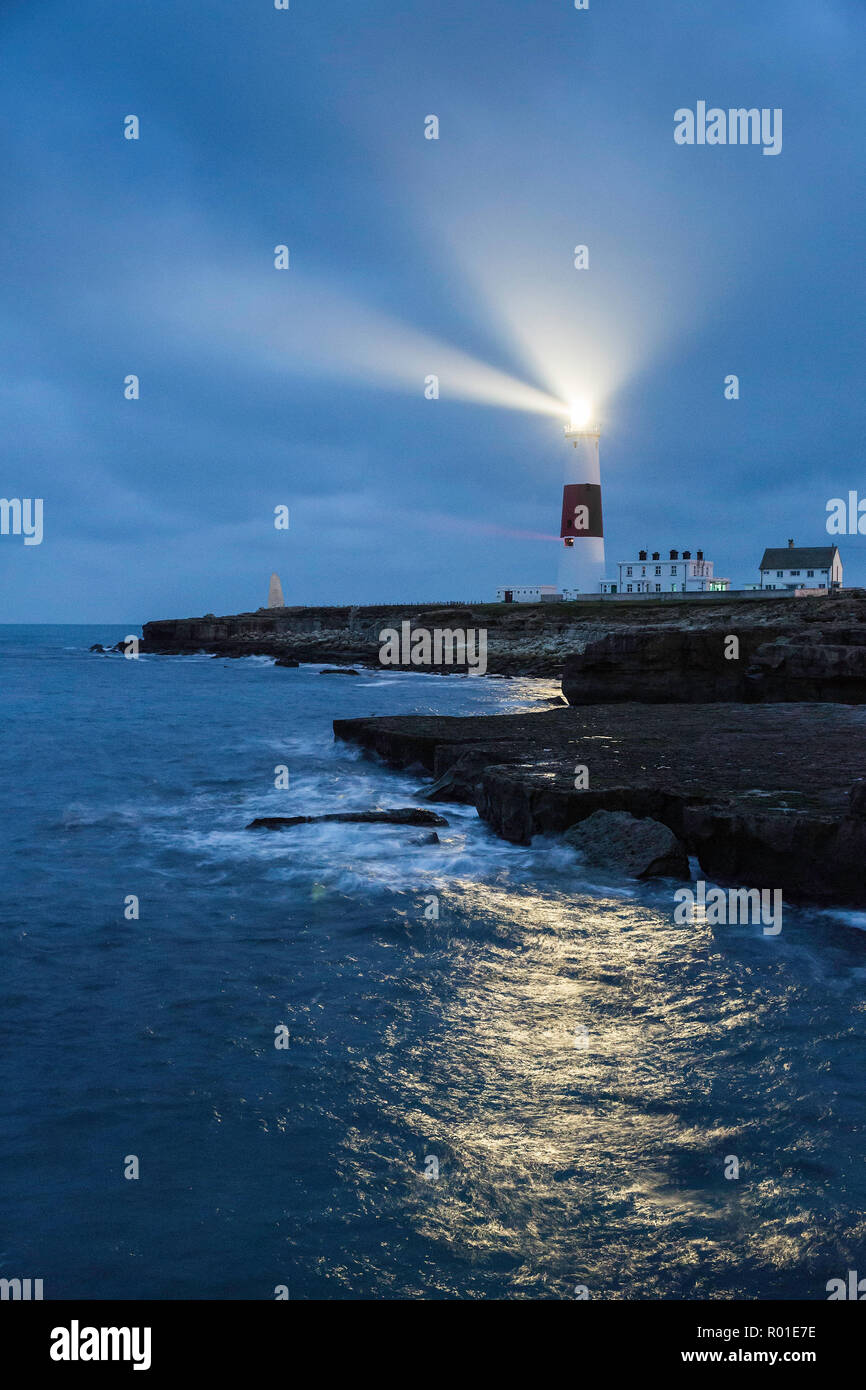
[759,547,839,570]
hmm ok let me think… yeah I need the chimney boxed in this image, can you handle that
[669,549,678,560]
[683,550,691,560]
[696,549,704,561]
[651,551,660,561]
[788,538,794,548]
[638,549,647,561]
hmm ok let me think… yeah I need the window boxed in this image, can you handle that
[776,571,783,577]
[670,566,677,575]
[807,570,814,577]
[626,584,633,593]
[641,567,646,576]
[655,583,661,592]
[655,566,661,575]
[790,570,800,576]
[626,567,632,576]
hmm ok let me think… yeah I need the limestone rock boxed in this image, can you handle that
[422,750,491,804]
[247,808,448,830]
[563,810,690,880]
[562,624,866,706]
[562,628,775,705]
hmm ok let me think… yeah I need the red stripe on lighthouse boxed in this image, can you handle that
[561,484,603,539]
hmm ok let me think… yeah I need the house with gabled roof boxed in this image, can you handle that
[758,540,842,591]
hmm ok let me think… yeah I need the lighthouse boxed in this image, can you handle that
[558,408,605,597]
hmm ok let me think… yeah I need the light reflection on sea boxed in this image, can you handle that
[0,627,865,1299]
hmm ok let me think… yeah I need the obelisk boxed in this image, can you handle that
[267,573,285,608]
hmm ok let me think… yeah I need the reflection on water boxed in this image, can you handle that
[329,876,866,1299]
[1,630,865,1299]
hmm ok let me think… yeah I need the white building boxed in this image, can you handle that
[758,542,841,591]
[496,585,561,604]
[600,548,730,595]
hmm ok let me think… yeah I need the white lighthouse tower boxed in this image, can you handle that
[557,409,605,597]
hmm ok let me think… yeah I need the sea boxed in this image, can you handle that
[1,624,865,1301]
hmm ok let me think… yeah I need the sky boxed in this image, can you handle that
[0,0,864,622]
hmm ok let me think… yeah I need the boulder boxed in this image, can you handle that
[275,657,299,667]
[407,831,441,845]
[89,644,105,653]
[247,808,448,830]
[319,667,359,676]
[563,810,690,880]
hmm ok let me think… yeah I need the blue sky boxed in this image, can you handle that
[1,0,863,621]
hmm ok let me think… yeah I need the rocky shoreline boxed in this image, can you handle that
[139,592,866,905]
[562,622,866,704]
[140,591,865,677]
[334,703,866,904]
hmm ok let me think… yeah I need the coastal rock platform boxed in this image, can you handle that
[562,624,866,704]
[141,592,866,678]
[334,703,866,904]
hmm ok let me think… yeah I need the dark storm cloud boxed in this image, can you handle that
[0,0,863,619]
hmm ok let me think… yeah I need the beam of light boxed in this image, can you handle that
[414,510,560,543]
[283,494,559,545]
[430,204,682,427]
[405,116,725,428]
[139,261,566,419]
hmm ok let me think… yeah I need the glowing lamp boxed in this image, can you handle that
[568,398,592,431]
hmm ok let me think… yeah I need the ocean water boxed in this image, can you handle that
[1,624,865,1301]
